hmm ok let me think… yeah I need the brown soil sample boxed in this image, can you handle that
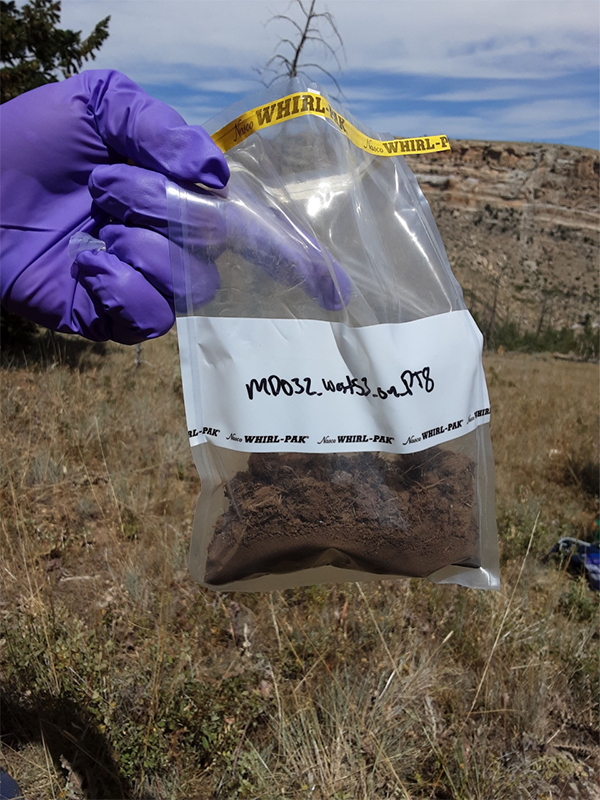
[205,448,480,585]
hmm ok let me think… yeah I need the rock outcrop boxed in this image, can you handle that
[405,141,599,336]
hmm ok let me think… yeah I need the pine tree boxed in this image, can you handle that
[0,0,110,104]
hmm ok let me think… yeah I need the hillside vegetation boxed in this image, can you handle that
[1,332,598,799]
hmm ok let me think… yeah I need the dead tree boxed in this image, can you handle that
[259,0,344,92]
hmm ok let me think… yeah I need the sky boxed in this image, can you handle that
[60,0,600,149]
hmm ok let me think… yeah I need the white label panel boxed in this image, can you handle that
[177,311,490,453]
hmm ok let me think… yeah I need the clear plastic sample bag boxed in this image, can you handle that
[168,80,500,592]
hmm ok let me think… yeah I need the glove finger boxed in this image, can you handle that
[227,203,352,311]
[174,256,222,315]
[89,165,170,235]
[100,223,222,310]
[100,224,174,299]
[75,249,175,344]
[88,70,229,188]
[89,165,227,248]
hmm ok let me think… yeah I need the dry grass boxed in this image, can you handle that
[1,333,598,799]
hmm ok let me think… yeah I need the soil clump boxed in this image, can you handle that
[206,448,480,585]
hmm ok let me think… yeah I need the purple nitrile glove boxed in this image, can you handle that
[0,70,229,344]
[87,164,353,313]
[1,70,351,345]
[223,193,352,312]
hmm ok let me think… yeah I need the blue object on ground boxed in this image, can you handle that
[0,770,24,800]
[546,537,600,591]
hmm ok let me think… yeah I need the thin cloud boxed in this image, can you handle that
[424,85,559,103]
[500,98,597,126]
[61,1,598,80]
[58,0,599,148]
[366,94,598,144]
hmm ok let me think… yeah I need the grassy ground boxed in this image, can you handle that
[1,332,598,799]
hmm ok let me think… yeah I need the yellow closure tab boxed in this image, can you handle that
[212,91,450,156]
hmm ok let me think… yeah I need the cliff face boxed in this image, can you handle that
[405,141,599,336]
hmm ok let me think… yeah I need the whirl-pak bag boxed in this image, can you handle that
[168,80,499,592]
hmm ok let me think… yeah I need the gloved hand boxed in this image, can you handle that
[0,70,351,345]
[89,165,353,315]
[0,69,229,344]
